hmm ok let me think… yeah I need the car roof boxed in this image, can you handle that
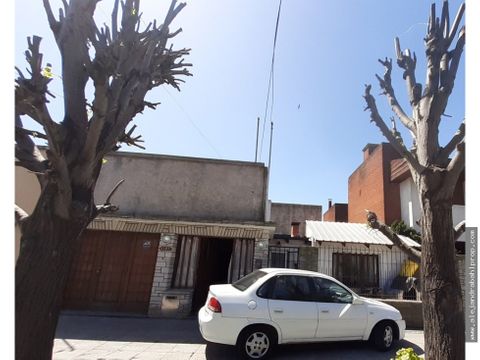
[260,268,331,278]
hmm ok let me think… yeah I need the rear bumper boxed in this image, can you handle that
[198,306,248,345]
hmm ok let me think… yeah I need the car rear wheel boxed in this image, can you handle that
[237,325,277,359]
[372,321,395,351]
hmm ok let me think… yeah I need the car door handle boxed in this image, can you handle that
[320,310,329,313]
[273,309,283,313]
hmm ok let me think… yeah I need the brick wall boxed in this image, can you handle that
[348,143,402,225]
[323,203,348,222]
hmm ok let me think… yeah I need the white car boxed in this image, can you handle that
[198,268,405,359]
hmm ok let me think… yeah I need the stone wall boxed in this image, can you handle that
[148,234,180,317]
[254,238,269,270]
[298,247,318,272]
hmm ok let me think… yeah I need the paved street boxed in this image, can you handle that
[54,313,424,360]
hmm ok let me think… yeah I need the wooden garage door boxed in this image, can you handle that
[63,230,159,314]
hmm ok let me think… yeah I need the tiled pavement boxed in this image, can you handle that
[53,313,425,360]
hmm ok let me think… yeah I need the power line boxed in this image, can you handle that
[162,86,222,158]
[259,0,282,162]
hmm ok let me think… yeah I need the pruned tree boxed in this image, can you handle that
[363,1,465,359]
[15,1,191,359]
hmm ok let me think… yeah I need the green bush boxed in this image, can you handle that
[391,347,422,360]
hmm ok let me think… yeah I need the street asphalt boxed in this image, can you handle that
[53,313,425,360]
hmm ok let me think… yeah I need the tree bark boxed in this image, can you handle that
[420,183,465,360]
[15,185,93,360]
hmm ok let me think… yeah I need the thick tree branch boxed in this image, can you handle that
[15,126,48,141]
[363,85,425,174]
[15,114,49,183]
[446,3,465,48]
[375,57,416,133]
[15,205,29,231]
[395,38,422,106]
[54,0,97,145]
[444,26,465,94]
[443,141,465,193]
[95,179,125,215]
[42,0,61,34]
[454,220,465,242]
[366,211,421,263]
[15,36,62,151]
[437,120,465,163]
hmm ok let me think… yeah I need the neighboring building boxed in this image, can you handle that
[267,202,322,271]
[348,143,402,225]
[323,199,348,222]
[16,151,275,317]
[348,143,465,237]
[391,157,465,237]
[306,221,421,299]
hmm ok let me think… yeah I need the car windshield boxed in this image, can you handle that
[232,270,268,291]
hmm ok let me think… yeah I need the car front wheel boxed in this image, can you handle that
[372,321,395,351]
[237,325,277,359]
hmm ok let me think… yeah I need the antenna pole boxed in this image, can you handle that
[268,121,274,169]
[255,117,260,162]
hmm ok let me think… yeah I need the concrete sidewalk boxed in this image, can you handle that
[54,313,424,360]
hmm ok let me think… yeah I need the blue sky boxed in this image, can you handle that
[14,0,468,212]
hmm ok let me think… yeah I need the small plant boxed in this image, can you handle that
[392,347,422,360]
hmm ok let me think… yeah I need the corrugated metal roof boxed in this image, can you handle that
[306,221,421,248]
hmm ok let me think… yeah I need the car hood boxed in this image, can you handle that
[360,297,402,318]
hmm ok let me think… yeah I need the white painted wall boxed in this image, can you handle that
[399,178,465,237]
[399,178,421,231]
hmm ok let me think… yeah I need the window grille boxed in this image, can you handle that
[268,246,299,269]
[332,253,379,289]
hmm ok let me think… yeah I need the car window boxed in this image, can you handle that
[232,270,268,291]
[271,275,313,301]
[312,277,353,304]
[257,277,275,298]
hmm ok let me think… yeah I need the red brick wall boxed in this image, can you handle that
[323,204,348,222]
[381,145,402,224]
[348,143,402,225]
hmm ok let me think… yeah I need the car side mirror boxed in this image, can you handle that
[352,297,364,305]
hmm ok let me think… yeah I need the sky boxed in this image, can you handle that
[13,0,469,213]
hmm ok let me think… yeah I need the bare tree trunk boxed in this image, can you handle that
[15,187,93,360]
[420,183,465,360]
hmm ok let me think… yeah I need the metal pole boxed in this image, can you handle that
[268,121,273,169]
[255,117,260,162]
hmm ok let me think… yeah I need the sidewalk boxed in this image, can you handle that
[54,313,424,360]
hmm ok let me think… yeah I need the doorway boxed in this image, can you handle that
[191,237,234,311]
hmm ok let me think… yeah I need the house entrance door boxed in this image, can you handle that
[191,237,234,312]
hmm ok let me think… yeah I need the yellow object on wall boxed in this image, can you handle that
[400,259,419,277]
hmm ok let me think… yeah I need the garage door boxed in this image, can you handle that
[63,230,159,314]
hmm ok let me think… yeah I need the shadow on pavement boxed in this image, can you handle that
[205,339,424,360]
[56,313,205,344]
[56,313,424,360]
